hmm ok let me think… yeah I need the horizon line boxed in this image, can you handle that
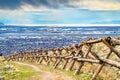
[4,24,120,27]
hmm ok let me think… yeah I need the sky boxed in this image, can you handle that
[0,0,120,25]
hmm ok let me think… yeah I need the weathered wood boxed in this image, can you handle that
[38,56,47,64]
[68,59,76,70]
[91,51,120,69]
[4,37,120,80]
[68,49,81,70]
[46,57,54,65]
[75,45,91,75]
[53,58,58,67]
[99,57,120,68]
[102,38,120,58]
[46,56,51,65]
[62,59,69,69]
[84,38,102,44]
[77,58,100,63]
[91,50,112,80]
[53,57,62,69]
[111,38,120,45]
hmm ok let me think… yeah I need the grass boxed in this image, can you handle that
[26,58,120,80]
[1,41,120,80]
[0,56,120,80]
[41,63,120,80]
[0,57,41,80]
[24,61,103,80]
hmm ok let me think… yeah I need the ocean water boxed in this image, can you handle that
[0,25,120,55]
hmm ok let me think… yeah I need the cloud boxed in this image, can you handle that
[0,0,120,24]
[20,3,49,11]
[0,9,26,24]
[0,0,21,10]
[0,0,67,11]
[68,0,120,10]
[0,0,120,11]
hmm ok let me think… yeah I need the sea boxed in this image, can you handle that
[0,25,120,55]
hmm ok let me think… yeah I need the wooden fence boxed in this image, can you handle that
[4,37,120,80]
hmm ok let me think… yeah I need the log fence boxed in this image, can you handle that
[3,37,120,80]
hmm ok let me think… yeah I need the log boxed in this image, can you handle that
[83,38,102,44]
[91,50,112,80]
[111,38,120,45]
[62,59,69,69]
[75,45,91,75]
[53,57,62,69]
[99,57,120,69]
[91,51,120,69]
[102,39,120,58]
[68,48,82,71]
[77,58,99,63]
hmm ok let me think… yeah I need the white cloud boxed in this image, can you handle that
[0,9,27,24]
[20,3,49,11]
[68,0,120,10]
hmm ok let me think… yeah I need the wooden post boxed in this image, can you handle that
[36,56,41,64]
[91,42,112,80]
[37,56,43,64]
[53,48,63,69]
[62,58,69,69]
[46,56,54,65]
[53,58,58,66]
[68,51,76,70]
[52,49,59,67]
[68,59,76,70]
[102,38,120,58]
[37,50,48,64]
[53,56,62,69]
[68,44,81,70]
[75,44,91,75]
[46,57,51,65]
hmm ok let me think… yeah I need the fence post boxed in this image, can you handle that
[91,39,112,80]
[75,44,91,75]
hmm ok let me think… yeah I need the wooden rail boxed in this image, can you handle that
[4,37,120,80]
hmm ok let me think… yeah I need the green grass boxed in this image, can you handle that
[0,57,41,80]
[27,60,120,80]
[0,55,120,80]
[26,62,103,80]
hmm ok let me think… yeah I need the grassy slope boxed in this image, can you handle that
[0,42,120,80]
[23,60,120,80]
[0,57,120,80]
[0,57,41,80]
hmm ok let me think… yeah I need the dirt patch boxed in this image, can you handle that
[14,62,74,80]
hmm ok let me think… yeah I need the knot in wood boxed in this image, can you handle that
[106,37,116,47]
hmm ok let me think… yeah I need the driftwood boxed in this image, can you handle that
[4,37,120,80]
